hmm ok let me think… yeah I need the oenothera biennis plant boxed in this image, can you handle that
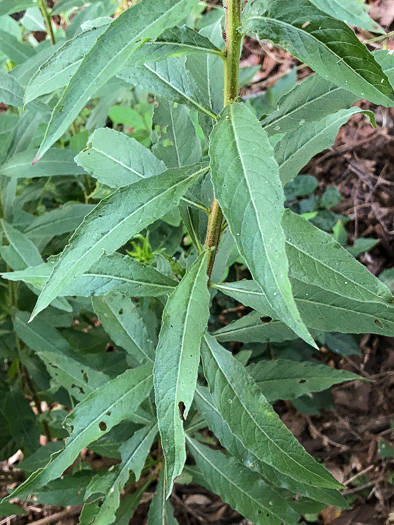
[1,0,394,523]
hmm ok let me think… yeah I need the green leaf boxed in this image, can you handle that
[201,334,342,489]
[23,204,94,250]
[24,24,110,105]
[75,128,167,188]
[31,162,207,319]
[154,251,210,497]
[86,421,158,525]
[209,102,315,347]
[128,24,223,67]
[374,49,394,87]
[0,0,35,16]
[2,253,178,298]
[92,292,155,366]
[0,71,24,107]
[276,107,375,185]
[187,437,299,525]
[214,250,394,339]
[13,311,110,401]
[194,386,348,507]
[260,74,358,136]
[152,99,202,168]
[347,237,379,258]
[214,310,300,344]
[247,359,360,401]
[1,220,42,270]
[6,365,153,499]
[0,502,27,517]
[241,0,394,106]
[118,57,217,119]
[0,148,86,179]
[309,0,384,33]
[147,469,179,525]
[186,19,225,116]
[51,0,87,15]
[36,0,199,160]
[0,30,35,64]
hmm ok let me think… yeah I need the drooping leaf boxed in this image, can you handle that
[118,57,217,119]
[0,148,86,179]
[0,220,42,270]
[309,0,384,33]
[6,365,153,499]
[2,253,178,298]
[260,74,358,135]
[13,311,110,401]
[154,251,210,497]
[241,0,394,106]
[201,334,341,489]
[31,162,208,319]
[86,421,158,525]
[147,469,179,525]
[186,437,299,525]
[209,102,315,347]
[92,293,155,366]
[275,108,375,184]
[194,386,348,507]
[75,128,166,187]
[24,24,110,105]
[36,0,199,159]
[247,359,361,401]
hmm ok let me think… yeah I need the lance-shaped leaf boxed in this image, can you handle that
[309,0,384,33]
[154,252,210,497]
[241,0,394,106]
[75,128,167,187]
[201,334,341,489]
[260,74,358,136]
[186,437,300,525]
[147,469,179,525]
[126,25,223,67]
[118,57,217,119]
[214,310,300,344]
[2,253,177,298]
[247,359,360,401]
[0,148,86,179]
[276,108,375,185]
[31,162,207,319]
[6,365,153,499]
[36,0,199,160]
[24,24,110,105]
[209,102,315,347]
[13,311,109,401]
[93,293,155,366]
[214,277,394,337]
[0,71,24,107]
[86,421,158,525]
[194,386,348,507]
[374,50,394,87]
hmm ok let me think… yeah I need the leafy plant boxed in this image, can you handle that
[1,0,394,523]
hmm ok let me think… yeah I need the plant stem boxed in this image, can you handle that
[204,0,242,279]
[38,0,56,45]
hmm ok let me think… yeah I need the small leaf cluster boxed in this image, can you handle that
[0,0,393,524]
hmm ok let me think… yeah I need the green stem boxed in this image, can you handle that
[38,0,56,45]
[204,0,242,279]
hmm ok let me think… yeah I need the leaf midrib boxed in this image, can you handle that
[246,14,389,97]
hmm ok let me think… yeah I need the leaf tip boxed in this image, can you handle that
[32,154,41,165]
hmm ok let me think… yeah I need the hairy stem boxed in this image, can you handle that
[204,0,242,278]
[38,0,56,45]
